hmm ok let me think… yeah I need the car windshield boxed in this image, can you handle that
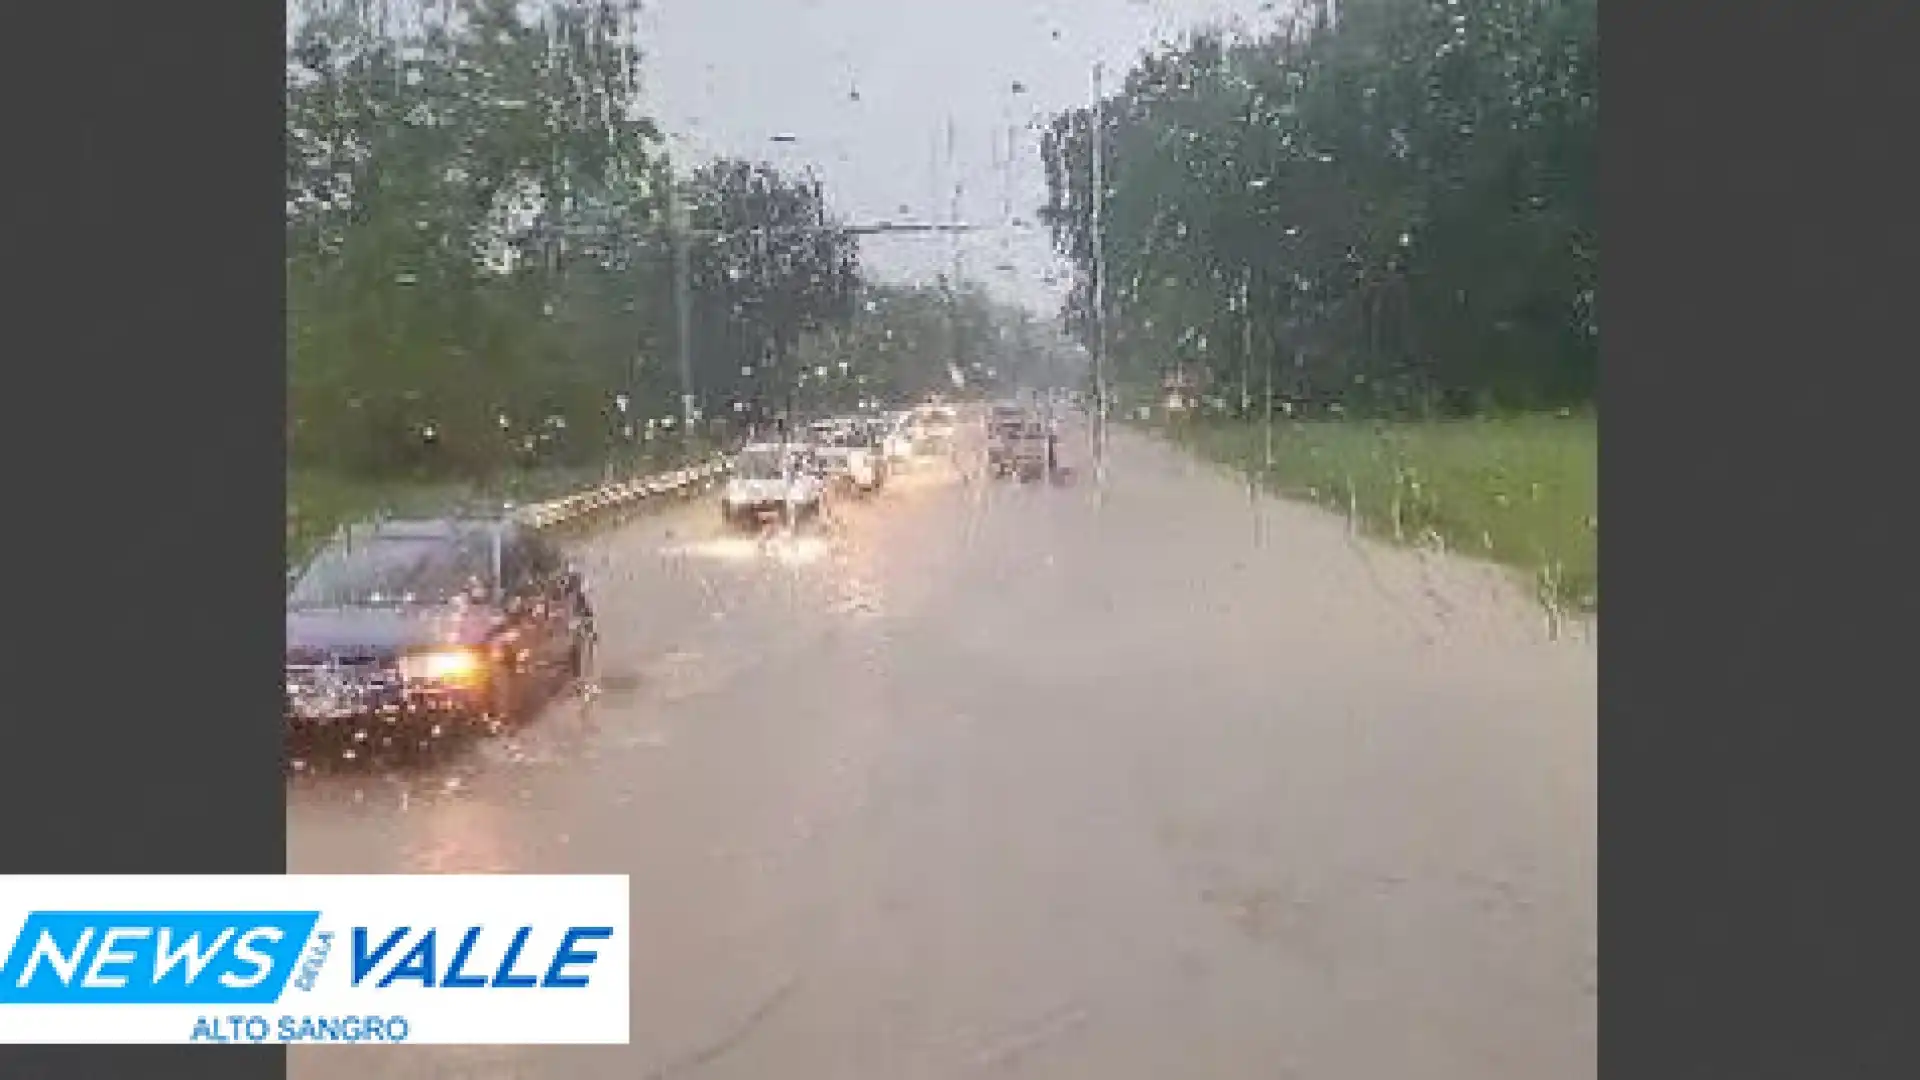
[288,533,491,609]
[733,449,790,480]
[284,0,1596,1066]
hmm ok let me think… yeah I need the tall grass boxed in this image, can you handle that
[1161,413,1597,612]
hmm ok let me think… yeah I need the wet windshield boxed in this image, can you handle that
[286,0,1596,1070]
[288,534,489,609]
[733,449,790,480]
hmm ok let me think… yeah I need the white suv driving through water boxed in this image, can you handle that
[721,443,827,528]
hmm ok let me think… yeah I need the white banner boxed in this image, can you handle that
[0,875,629,1045]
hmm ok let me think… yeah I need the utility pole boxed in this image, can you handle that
[667,165,696,455]
[947,117,963,388]
[1266,327,1279,474]
[1089,62,1109,486]
[1239,268,1253,417]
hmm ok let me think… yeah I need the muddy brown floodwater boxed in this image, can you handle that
[288,417,1595,1080]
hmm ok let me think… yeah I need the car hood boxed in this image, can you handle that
[727,477,811,501]
[286,605,494,658]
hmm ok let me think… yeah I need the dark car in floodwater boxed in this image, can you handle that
[284,515,594,751]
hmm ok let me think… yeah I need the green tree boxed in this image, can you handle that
[682,159,862,427]
[286,0,675,477]
[1040,0,1596,416]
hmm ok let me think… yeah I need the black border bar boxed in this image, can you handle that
[3,0,286,1076]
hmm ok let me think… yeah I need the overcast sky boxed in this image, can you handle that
[638,0,1282,315]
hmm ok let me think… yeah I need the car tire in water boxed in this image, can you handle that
[359,710,436,758]
[401,711,454,753]
[567,629,596,684]
[480,660,524,734]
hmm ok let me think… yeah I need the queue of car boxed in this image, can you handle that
[284,397,1039,758]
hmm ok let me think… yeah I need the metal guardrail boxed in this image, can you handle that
[512,457,731,531]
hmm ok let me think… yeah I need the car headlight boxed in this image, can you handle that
[398,647,485,685]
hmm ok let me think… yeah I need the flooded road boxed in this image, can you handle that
[288,422,1595,1080]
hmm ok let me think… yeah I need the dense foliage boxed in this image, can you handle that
[683,159,861,427]
[287,0,882,479]
[288,0,657,476]
[1042,0,1596,415]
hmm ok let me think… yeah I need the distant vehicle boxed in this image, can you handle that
[881,411,916,466]
[1161,365,1204,412]
[988,413,1051,482]
[721,442,828,528]
[810,418,885,494]
[987,400,1029,431]
[910,404,959,455]
[284,515,595,749]
[916,403,958,429]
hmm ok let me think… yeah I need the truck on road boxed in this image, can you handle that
[986,407,1051,482]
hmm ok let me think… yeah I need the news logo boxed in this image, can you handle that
[0,876,628,1045]
[0,911,319,1005]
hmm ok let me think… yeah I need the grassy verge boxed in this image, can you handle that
[1153,412,1596,613]
[287,443,720,568]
